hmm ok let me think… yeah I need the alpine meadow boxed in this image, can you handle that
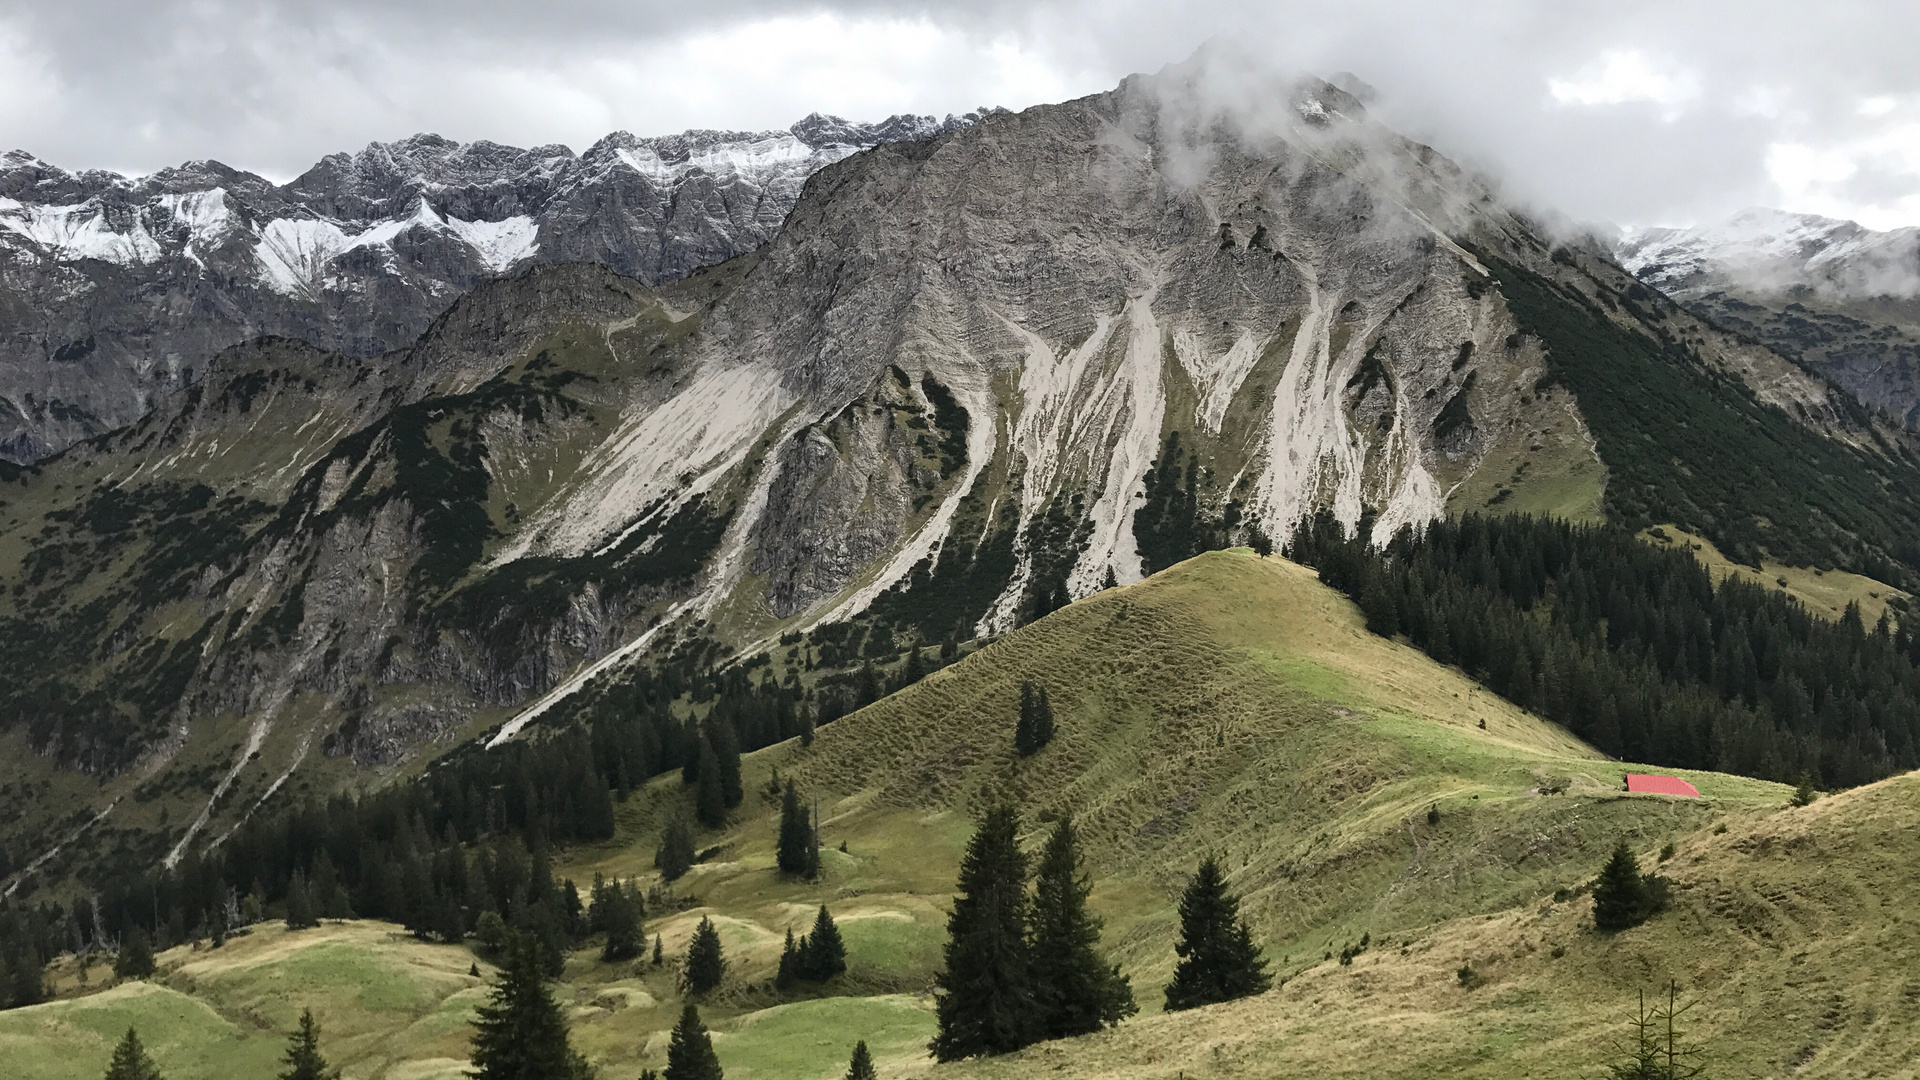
[0,31,1916,1080]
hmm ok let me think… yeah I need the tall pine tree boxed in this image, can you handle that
[801,905,847,981]
[1029,817,1135,1037]
[695,735,727,828]
[776,781,812,876]
[686,916,725,995]
[664,1002,723,1080]
[277,1009,340,1080]
[469,933,592,1080]
[1163,857,1270,1011]
[114,928,155,980]
[776,929,800,990]
[931,803,1038,1060]
[600,882,643,962]
[284,869,318,931]
[657,816,696,882]
[709,718,744,810]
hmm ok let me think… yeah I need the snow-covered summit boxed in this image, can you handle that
[1618,208,1920,300]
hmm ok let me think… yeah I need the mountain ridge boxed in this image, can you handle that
[3,62,1919,905]
[0,109,999,461]
[1617,208,1920,426]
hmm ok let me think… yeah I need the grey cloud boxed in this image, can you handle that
[2,0,1918,229]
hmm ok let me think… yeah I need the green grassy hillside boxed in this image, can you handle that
[11,551,1908,1080]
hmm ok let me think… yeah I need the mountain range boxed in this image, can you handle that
[0,110,995,461]
[0,48,1918,1080]
[5,56,1920,895]
[1618,208,1920,426]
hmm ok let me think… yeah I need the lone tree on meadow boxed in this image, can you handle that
[468,932,593,1080]
[1163,856,1271,1011]
[101,1028,164,1080]
[277,1009,340,1080]
[1791,772,1819,807]
[686,916,726,995]
[931,803,1039,1060]
[1030,817,1136,1037]
[843,1040,878,1080]
[776,781,814,877]
[1014,683,1055,756]
[665,1002,724,1080]
[1592,841,1671,933]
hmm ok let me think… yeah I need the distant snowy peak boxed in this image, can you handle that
[1619,208,1920,300]
[589,109,998,185]
[253,197,539,297]
[0,108,999,460]
[0,108,996,281]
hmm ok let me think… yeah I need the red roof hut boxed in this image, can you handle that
[1625,774,1700,798]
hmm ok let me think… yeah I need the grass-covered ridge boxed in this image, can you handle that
[8,551,1913,1080]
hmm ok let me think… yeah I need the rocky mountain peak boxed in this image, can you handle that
[0,110,994,461]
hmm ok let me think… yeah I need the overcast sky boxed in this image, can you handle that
[2,0,1917,231]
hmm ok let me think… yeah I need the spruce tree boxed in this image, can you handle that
[1592,841,1668,932]
[469,933,592,1080]
[1029,818,1135,1037]
[1607,982,1707,1079]
[1015,684,1055,756]
[285,869,318,930]
[1015,684,1039,756]
[686,916,725,995]
[114,928,155,980]
[600,883,642,962]
[843,1041,877,1080]
[805,801,822,881]
[776,781,812,876]
[664,1002,723,1080]
[776,929,800,990]
[657,816,696,883]
[1163,857,1270,1011]
[1033,686,1054,749]
[695,736,727,828]
[586,875,611,935]
[709,719,744,810]
[101,1028,164,1080]
[899,644,927,690]
[277,1008,340,1080]
[800,905,847,981]
[930,803,1038,1061]
[1791,772,1819,807]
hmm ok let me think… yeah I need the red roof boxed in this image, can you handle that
[1626,774,1700,798]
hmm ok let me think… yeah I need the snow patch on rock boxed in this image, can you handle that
[0,197,164,264]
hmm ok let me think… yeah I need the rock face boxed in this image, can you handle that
[1619,208,1920,426]
[4,59,1914,881]
[0,111,994,460]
